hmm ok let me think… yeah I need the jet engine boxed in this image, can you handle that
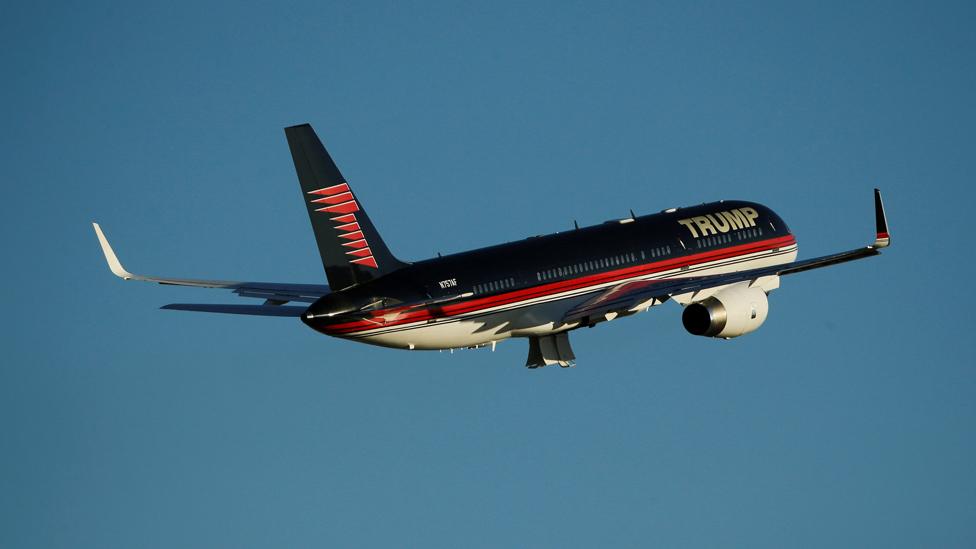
[681,285,769,339]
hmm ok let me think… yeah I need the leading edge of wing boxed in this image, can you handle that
[93,222,330,303]
[93,222,237,287]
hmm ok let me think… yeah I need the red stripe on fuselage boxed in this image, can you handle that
[322,234,796,335]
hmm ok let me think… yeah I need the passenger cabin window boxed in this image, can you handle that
[649,245,670,258]
[697,234,739,249]
[534,250,649,285]
[735,226,764,241]
[474,276,518,295]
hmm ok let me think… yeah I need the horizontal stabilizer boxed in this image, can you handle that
[161,304,308,317]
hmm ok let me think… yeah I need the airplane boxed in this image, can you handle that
[93,123,891,368]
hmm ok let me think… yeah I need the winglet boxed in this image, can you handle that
[92,223,136,279]
[872,188,890,249]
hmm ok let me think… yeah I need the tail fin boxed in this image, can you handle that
[285,124,407,289]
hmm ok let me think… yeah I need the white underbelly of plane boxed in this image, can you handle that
[338,244,797,351]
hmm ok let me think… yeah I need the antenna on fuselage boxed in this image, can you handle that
[573,219,579,230]
[629,209,636,220]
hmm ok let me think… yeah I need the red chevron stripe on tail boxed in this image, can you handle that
[345,247,373,258]
[305,180,376,269]
[350,256,379,268]
[311,192,355,205]
[307,183,350,196]
[338,231,365,241]
[330,213,357,223]
[316,200,360,214]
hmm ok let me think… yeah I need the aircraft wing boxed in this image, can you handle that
[563,189,890,324]
[93,223,330,313]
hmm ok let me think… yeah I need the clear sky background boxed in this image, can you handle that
[2,1,974,547]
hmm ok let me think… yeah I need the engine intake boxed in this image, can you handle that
[682,285,769,339]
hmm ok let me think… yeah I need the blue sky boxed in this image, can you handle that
[2,1,974,547]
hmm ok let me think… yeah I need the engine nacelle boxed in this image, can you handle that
[681,285,769,339]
